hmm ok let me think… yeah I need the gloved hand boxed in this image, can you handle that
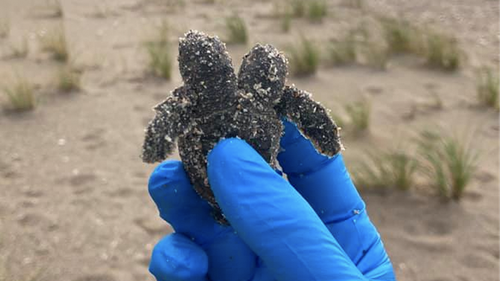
[147,120,396,281]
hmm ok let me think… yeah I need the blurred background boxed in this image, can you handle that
[0,0,498,280]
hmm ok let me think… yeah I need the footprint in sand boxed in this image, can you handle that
[461,252,498,269]
[364,85,384,95]
[474,170,496,183]
[462,190,483,202]
[134,216,172,236]
[74,274,116,281]
[475,243,500,260]
[406,235,454,253]
[0,160,17,178]
[142,116,152,126]
[22,187,44,198]
[17,213,58,231]
[105,187,135,198]
[69,173,97,195]
[490,249,500,260]
[426,220,455,236]
[133,170,147,179]
[133,104,146,112]
[81,128,107,151]
[133,251,151,267]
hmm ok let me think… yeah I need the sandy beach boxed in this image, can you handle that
[0,0,498,280]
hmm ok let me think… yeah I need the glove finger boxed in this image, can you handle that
[278,121,395,277]
[148,160,223,244]
[149,233,209,281]
[278,120,365,225]
[148,160,257,281]
[207,139,366,281]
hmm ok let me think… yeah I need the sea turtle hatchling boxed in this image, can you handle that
[142,30,342,224]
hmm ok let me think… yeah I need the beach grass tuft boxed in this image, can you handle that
[40,26,69,62]
[348,0,364,9]
[225,15,248,44]
[57,65,82,92]
[353,149,418,191]
[46,0,64,18]
[307,0,327,22]
[287,37,320,76]
[380,17,422,55]
[281,11,292,32]
[9,37,29,58]
[363,44,389,70]
[329,33,357,65]
[417,131,478,200]
[424,31,461,71]
[289,0,306,17]
[477,67,499,110]
[2,77,36,111]
[145,22,172,79]
[0,20,9,39]
[344,98,371,132]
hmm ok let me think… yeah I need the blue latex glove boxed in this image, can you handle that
[147,121,396,281]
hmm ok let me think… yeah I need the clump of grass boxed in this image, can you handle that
[289,0,306,17]
[354,21,389,70]
[380,17,422,54]
[2,77,36,111]
[363,44,389,70]
[287,37,320,76]
[46,0,64,18]
[417,131,478,200]
[477,67,499,110]
[346,0,364,9]
[281,11,292,32]
[353,149,418,191]
[430,92,444,110]
[40,26,69,62]
[225,15,248,44]
[307,0,327,22]
[424,31,461,71]
[344,98,371,132]
[146,42,172,79]
[329,33,357,65]
[57,66,82,92]
[377,16,461,71]
[329,111,346,130]
[0,20,9,39]
[9,37,29,58]
[145,22,172,79]
[90,4,115,18]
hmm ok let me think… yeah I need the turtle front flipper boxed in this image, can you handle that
[142,86,193,163]
[275,85,342,157]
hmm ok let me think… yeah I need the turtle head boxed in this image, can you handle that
[238,44,288,106]
[178,30,237,98]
